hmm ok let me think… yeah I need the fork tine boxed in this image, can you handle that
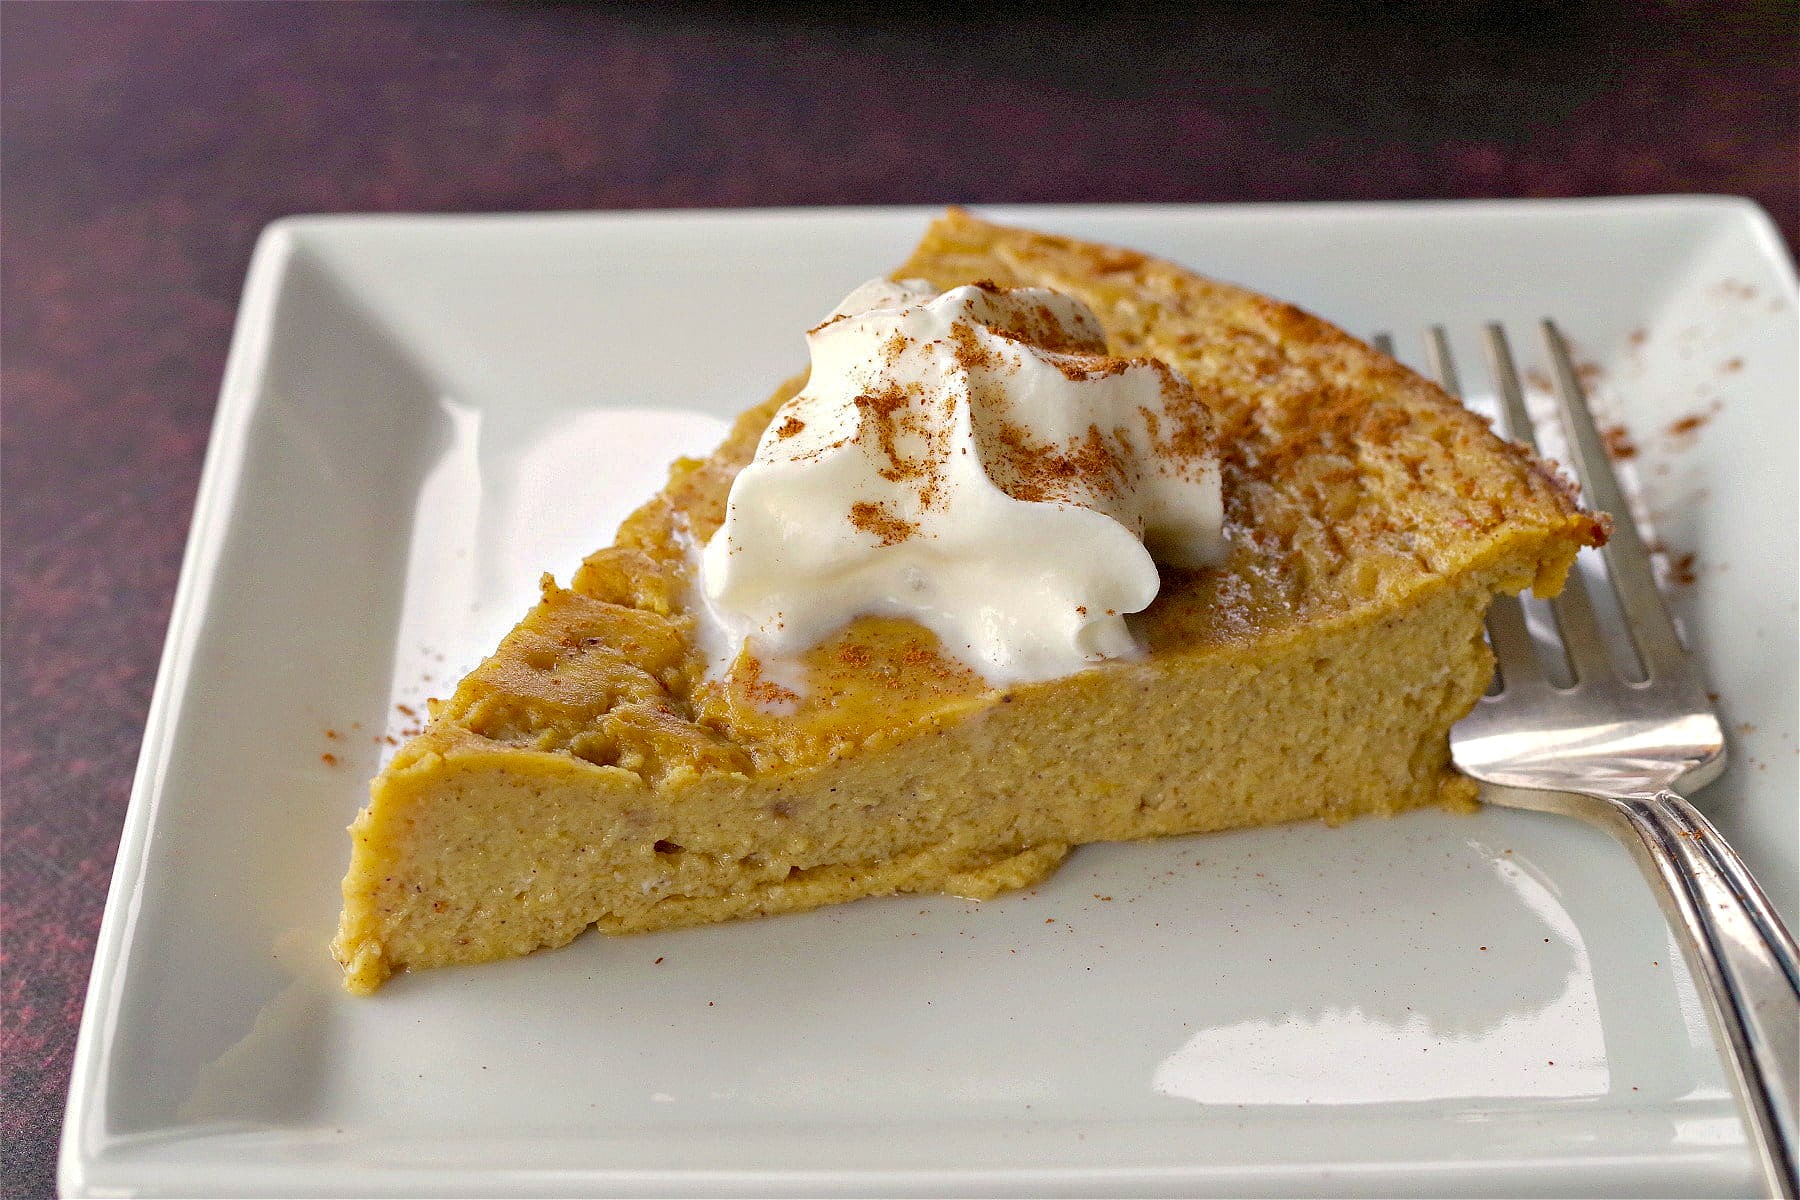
[1424,326,1461,398]
[1480,323,1535,446]
[1372,332,1396,357]
[1541,322,1688,677]
[1483,324,1618,683]
[1485,597,1545,691]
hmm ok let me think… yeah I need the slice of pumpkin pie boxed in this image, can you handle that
[332,209,1603,993]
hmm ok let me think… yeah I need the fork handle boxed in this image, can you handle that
[1616,790,1800,1198]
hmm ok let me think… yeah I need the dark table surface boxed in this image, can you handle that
[3,3,1795,1195]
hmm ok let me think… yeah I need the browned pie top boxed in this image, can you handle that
[414,209,1603,783]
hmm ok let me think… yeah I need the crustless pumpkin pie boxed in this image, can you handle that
[332,209,1604,994]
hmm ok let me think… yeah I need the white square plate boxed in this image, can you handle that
[63,201,1798,1197]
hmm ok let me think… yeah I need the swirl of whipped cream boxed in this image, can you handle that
[698,278,1226,685]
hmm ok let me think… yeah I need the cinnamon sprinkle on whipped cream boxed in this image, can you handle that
[699,278,1227,685]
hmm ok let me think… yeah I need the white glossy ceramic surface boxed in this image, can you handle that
[62,200,1798,1197]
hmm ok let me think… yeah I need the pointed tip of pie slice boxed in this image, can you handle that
[331,926,389,995]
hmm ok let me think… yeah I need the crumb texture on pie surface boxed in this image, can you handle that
[331,209,1601,994]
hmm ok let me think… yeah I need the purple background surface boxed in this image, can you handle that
[3,2,1795,1195]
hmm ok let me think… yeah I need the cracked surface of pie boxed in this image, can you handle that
[332,209,1603,994]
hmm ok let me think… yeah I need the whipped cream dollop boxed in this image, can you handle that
[698,278,1227,685]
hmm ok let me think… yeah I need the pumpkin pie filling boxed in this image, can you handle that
[331,209,1603,994]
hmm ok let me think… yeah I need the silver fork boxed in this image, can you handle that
[1376,321,1799,1197]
